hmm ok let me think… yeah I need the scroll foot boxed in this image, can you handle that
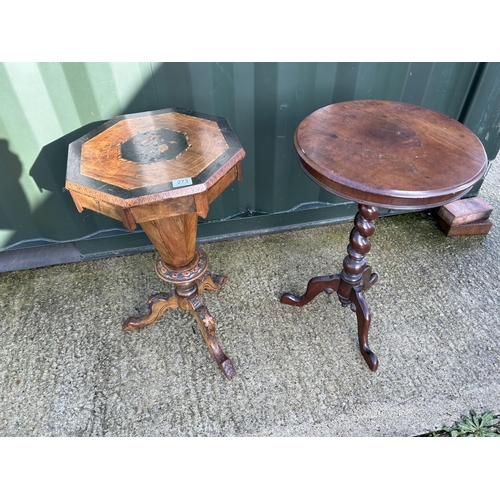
[123,292,179,331]
[197,272,227,294]
[350,288,378,371]
[188,296,235,379]
[362,266,378,291]
[280,274,340,307]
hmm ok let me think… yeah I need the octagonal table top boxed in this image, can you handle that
[66,108,245,208]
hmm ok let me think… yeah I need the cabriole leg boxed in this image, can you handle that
[280,204,380,371]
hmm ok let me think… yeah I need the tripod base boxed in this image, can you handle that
[280,204,379,372]
[123,249,235,379]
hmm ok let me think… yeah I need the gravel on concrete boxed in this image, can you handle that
[1,157,499,437]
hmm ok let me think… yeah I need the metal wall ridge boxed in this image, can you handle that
[1,62,499,269]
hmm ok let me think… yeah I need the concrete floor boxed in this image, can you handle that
[1,157,499,437]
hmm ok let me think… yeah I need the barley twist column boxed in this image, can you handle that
[337,204,379,371]
[337,204,379,306]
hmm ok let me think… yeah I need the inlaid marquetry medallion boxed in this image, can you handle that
[79,111,229,190]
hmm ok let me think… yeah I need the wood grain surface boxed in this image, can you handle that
[66,108,245,217]
[437,218,493,236]
[438,197,493,226]
[81,112,229,190]
[294,100,488,209]
[141,213,198,267]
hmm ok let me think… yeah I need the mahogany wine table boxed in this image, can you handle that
[280,100,488,371]
[66,108,245,378]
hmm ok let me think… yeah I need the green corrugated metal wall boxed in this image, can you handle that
[1,62,499,269]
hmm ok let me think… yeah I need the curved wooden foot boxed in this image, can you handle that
[350,288,378,372]
[197,272,227,293]
[280,274,340,307]
[362,266,378,291]
[123,292,179,331]
[188,296,235,379]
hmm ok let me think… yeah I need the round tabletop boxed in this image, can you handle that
[294,100,488,209]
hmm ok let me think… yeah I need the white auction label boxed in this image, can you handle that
[172,177,193,188]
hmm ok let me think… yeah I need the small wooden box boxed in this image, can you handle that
[438,197,493,226]
[438,217,493,236]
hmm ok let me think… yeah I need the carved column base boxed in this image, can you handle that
[123,249,234,379]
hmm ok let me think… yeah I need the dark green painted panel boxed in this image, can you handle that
[463,62,500,161]
[1,62,499,270]
[0,62,159,251]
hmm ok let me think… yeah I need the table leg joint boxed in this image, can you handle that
[197,272,227,294]
[123,292,179,330]
[280,274,340,307]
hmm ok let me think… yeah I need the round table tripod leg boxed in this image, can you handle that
[280,274,340,307]
[350,288,379,372]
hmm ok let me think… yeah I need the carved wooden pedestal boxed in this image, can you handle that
[281,100,488,371]
[66,108,245,378]
[123,247,235,378]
